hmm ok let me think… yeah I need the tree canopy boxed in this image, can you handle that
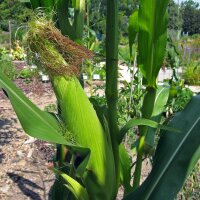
[0,0,32,31]
[181,0,200,35]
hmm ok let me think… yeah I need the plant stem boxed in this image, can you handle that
[56,0,75,39]
[87,0,91,48]
[74,0,85,41]
[105,0,119,188]
[133,87,156,189]
[128,51,137,114]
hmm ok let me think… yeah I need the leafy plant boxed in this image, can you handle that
[0,48,17,80]
[167,86,193,114]
[0,1,199,200]
[11,41,26,61]
[182,62,200,85]
[19,68,33,79]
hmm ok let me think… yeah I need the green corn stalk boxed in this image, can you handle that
[26,17,116,200]
[128,0,170,189]
[106,0,120,189]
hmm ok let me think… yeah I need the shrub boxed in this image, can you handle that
[182,62,200,85]
[0,48,16,80]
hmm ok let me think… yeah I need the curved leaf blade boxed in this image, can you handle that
[145,86,170,148]
[124,96,200,200]
[0,71,67,144]
[128,10,139,57]
[62,174,89,200]
[119,144,132,195]
[119,118,179,143]
[138,0,169,87]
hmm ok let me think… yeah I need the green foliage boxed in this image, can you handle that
[165,36,180,70]
[0,0,32,31]
[0,31,9,47]
[0,48,16,80]
[11,41,26,61]
[137,0,169,87]
[168,86,193,113]
[168,0,183,31]
[0,1,200,200]
[182,62,200,85]
[44,103,57,113]
[18,68,33,80]
[179,162,200,200]
[181,0,200,35]
[125,96,200,200]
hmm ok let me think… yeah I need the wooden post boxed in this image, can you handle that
[9,20,12,54]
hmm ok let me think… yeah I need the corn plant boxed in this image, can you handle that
[0,0,200,200]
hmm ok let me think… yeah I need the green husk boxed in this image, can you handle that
[26,16,116,199]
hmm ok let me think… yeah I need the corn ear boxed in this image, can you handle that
[52,76,116,199]
[26,16,116,199]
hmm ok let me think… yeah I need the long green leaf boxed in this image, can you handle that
[0,71,68,144]
[119,144,132,195]
[145,86,169,150]
[138,0,169,87]
[124,96,200,200]
[128,10,138,57]
[29,0,54,9]
[118,118,179,143]
[61,173,89,200]
[0,71,91,157]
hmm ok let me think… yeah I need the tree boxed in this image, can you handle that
[0,0,32,31]
[88,0,139,41]
[168,0,183,31]
[181,0,200,35]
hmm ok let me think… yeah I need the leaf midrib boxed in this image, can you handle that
[144,116,200,200]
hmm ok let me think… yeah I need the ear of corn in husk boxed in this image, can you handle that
[26,15,116,200]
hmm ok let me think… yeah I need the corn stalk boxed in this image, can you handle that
[105,0,119,188]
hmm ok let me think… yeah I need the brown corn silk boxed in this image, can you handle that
[27,17,94,76]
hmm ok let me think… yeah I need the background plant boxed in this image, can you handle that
[0,47,17,80]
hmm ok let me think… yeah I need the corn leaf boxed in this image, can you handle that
[0,72,91,156]
[145,86,169,149]
[128,10,138,57]
[119,118,179,143]
[138,0,169,87]
[0,71,68,144]
[124,96,200,200]
[61,173,89,200]
[119,144,132,195]
[55,0,76,38]
[29,0,54,9]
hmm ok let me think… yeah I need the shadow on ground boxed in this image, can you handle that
[0,117,20,146]
[7,172,44,200]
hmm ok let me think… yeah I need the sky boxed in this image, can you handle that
[174,0,200,3]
